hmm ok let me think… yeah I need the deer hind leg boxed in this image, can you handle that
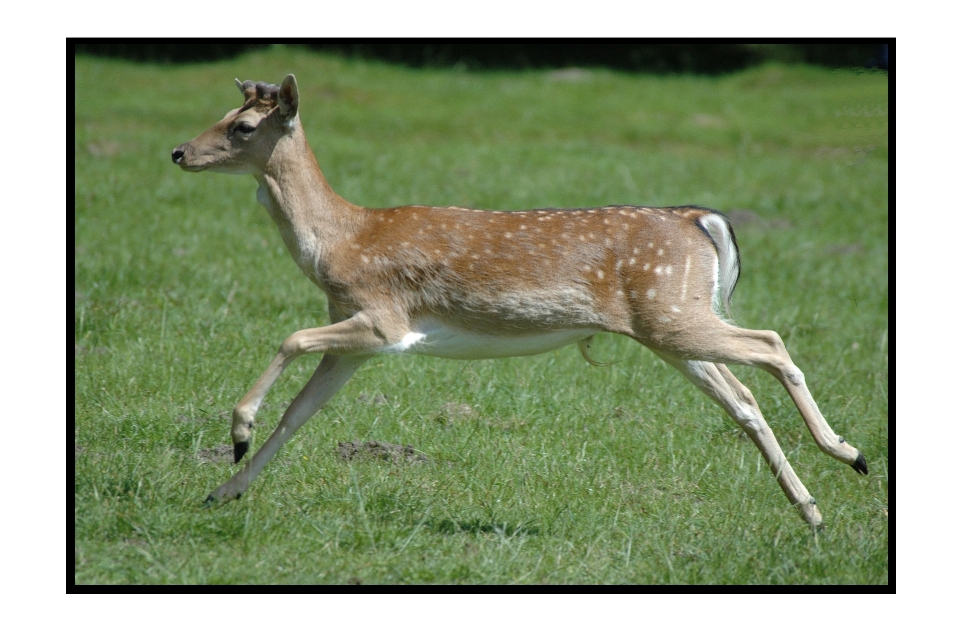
[207,352,371,504]
[691,321,866,473]
[639,312,866,472]
[653,352,822,526]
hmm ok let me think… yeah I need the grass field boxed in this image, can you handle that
[74,47,888,584]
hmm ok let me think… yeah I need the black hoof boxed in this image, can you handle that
[851,452,868,476]
[234,441,250,463]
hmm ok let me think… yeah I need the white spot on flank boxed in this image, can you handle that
[654,266,663,275]
[597,269,605,279]
[633,248,639,255]
[665,265,673,275]
[380,331,427,353]
[646,289,657,299]
[671,306,681,313]
[505,232,513,239]
[658,316,672,323]
[657,248,664,256]
[361,255,370,264]
[681,255,691,302]
[648,243,654,249]
[643,263,650,270]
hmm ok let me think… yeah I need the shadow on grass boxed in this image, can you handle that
[428,518,540,537]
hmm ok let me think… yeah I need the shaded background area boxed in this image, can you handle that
[73,42,889,74]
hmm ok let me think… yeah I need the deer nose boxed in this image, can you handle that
[171,147,185,164]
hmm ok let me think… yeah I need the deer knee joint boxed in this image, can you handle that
[784,367,805,387]
[737,385,759,410]
[279,332,305,358]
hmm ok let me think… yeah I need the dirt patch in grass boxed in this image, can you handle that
[197,444,234,464]
[436,402,475,428]
[357,392,389,405]
[824,242,863,255]
[337,440,428,465]
[547,68,591,82]
[74,344,110,356]
[726,208,792,230]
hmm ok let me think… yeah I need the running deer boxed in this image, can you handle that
[172,75,866,527]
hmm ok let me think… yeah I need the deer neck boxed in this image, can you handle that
[253,131,360,285]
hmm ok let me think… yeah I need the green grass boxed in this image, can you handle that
[74,48,888,584]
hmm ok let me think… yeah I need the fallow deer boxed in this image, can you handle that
[172,75,867,527]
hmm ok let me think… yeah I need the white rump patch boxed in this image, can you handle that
[697,213,740,322]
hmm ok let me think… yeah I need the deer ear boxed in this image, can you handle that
[278,74,299,120]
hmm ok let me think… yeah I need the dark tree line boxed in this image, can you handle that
[73,42,889,74]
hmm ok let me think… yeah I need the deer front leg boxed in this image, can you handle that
[206,311,389,504]
[228,311,385,462]
[206,352,370,504]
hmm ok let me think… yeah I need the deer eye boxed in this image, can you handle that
[235,122,256,134]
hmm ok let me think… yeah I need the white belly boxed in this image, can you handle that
[377,319,595,360]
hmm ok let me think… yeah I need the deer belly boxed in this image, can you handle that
[377,321,595,360]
